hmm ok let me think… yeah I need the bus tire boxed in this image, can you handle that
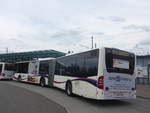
[40,77,45,87]
[17,75,21,82]
[66,81,73,96]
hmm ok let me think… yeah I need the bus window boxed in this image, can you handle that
[55,49,99,77]
[0,64,2,73]
[39,61,49,75]
[5,64,16,71]
[16,63,29,73]
[105,48,135,74]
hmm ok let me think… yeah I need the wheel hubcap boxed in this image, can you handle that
[67,85,71,94]
[41,80,45,86]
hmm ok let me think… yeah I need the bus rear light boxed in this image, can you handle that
[98,76,104,89]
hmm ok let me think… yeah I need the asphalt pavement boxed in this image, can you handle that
[137,84,150,99]
[1,81,150,113]
[0,81,66,113]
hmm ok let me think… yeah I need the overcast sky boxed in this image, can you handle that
[0,0,150,53]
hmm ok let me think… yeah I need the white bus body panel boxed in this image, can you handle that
[103,71,136,99]
[99,48,136,100]
[53,49,103,99]
[53,48,136,100]
[13,73,48,85]
[2,70,14,79]
[13,60,50,85]
[0,63,14,80]
[53,75,99,99]
[96,48,105,99]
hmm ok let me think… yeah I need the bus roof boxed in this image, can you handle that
[58,48,100,59]
[57,47,134,59]
[16,58,55,63]
[0,62,13,64]
[38,57,55,61]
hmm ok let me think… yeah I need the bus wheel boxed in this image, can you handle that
[40,78,45,87]
[66,81,73,96]
[18,75,21,82]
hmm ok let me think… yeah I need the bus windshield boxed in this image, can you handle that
[105,48,135,74]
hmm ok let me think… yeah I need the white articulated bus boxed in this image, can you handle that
[13,58,55,86]
[48,47,136,100]
[0,62,16,80]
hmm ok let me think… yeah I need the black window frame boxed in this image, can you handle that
[5,64,16,71]
[105,48,135,74]
[39,61,49,75]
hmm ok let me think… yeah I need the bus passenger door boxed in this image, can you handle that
[28,61,39,75]
[48,59,56,87]
[28,61,39,83]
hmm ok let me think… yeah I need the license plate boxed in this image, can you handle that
[113,92,124,97]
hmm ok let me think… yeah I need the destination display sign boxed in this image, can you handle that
[113,59,129,69]
[112,50,129,57]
